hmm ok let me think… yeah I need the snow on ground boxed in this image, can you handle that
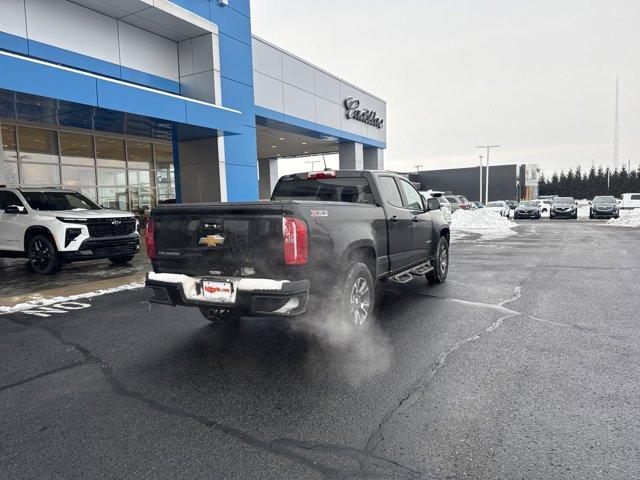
[450,208,518,241]
[605,208,640,227]
[0,281,144,314]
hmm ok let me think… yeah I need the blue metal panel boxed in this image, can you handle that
[219,35,254,86]
[0,31,28,54]
[170,0,210,19]
[120,67,181,94]
[223,124,258,168]
[225,164,259,200]
[221,77,255,127]
[0,53,98,106]
[96,79,187,124]
[212,8,251,43]
[184,100,243,133]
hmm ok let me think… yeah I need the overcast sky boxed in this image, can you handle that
[251,0,640,175]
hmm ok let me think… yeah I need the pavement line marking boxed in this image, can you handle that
[0,279,145,316]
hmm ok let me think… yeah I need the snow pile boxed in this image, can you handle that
[450,208,517,240]
[605,208,640,227]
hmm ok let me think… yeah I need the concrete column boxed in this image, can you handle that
[177,137,222,203]
[338,142,364,170]
[363,148,384,170]
[258,158,279,199]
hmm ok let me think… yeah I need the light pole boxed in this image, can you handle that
[478,155,484,203]
[413,164,422,172]
[477,145,500,202]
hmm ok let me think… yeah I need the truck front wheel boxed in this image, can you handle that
[338,262,375,328]
[427,237,449,284]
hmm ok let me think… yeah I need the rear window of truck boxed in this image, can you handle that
[271,178,375,204]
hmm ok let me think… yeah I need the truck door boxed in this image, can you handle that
[397,178,433,264]
[377,175,413,273]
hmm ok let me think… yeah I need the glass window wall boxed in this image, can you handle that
[0,122,175,212]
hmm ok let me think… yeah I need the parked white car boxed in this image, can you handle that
[419,190,452,223]
[0,187,139,274]
[620,193,640,210]
[485,200,511,217]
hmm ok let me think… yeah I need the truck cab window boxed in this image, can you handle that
[399,179,424,211]
[378,176,403,207]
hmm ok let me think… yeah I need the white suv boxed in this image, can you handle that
[0,187,139,274]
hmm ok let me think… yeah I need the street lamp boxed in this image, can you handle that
[413,164,422,172]
[477,145,500,202]
[478,155,484,203]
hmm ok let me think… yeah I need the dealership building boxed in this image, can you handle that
[0,0,386,210]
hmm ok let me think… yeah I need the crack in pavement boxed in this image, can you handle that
[3,315,437,480]
[361,284,593,471]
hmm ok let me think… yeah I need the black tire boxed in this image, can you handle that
[573,213,578,220]
[427,236,449,284]
[108,255,135,265]
[589,213,593,219]
[27,234,63,275]
[199,307,242,325]
[549,213,555,219]
[333,262,375,328]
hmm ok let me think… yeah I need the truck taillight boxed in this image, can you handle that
[283,217,308,265]
[145,219,156,259]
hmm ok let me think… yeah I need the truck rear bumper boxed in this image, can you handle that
[145,272,310,317]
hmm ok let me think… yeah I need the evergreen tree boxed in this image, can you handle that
[566,168,575,197]
[574,166,583,198]
[538,172,547,195]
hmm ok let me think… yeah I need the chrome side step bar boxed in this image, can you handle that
[389,262,434,284]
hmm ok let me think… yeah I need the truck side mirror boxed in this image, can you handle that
[426,198,441,211]
[4,205,26,214]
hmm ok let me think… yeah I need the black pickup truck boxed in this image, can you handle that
[145,170,450,327]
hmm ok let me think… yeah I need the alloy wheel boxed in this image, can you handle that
[349,277,371,327]
[30,239,51,272]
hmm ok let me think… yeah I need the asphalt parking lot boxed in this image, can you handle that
[2,220,639,479]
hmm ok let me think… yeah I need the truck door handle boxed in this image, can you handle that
[412,216,420,222]
[389,215,399,222]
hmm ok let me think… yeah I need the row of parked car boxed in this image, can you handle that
[417,189,639,223]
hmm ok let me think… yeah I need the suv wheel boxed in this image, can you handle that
[27,234,63,275]
[109,255,135,265]
[427,236,449,284]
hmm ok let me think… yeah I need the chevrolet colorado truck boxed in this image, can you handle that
[145,170,450,327]
[0,187,139,274]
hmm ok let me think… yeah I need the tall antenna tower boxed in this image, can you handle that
[613,76,619,171]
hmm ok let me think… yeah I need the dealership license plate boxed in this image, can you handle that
[201,280,236,304]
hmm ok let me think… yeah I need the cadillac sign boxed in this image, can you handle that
[343,97,384,129]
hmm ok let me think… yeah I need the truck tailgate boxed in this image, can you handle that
[151,203,286,277]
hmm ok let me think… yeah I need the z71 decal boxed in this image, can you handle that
[310,210,329,217]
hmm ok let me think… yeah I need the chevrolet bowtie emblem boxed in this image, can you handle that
[199,234,225,247]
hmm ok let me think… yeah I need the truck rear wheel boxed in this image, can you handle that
[199,307,241,325]
[337,262,375,328]
[427,236,449,284]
